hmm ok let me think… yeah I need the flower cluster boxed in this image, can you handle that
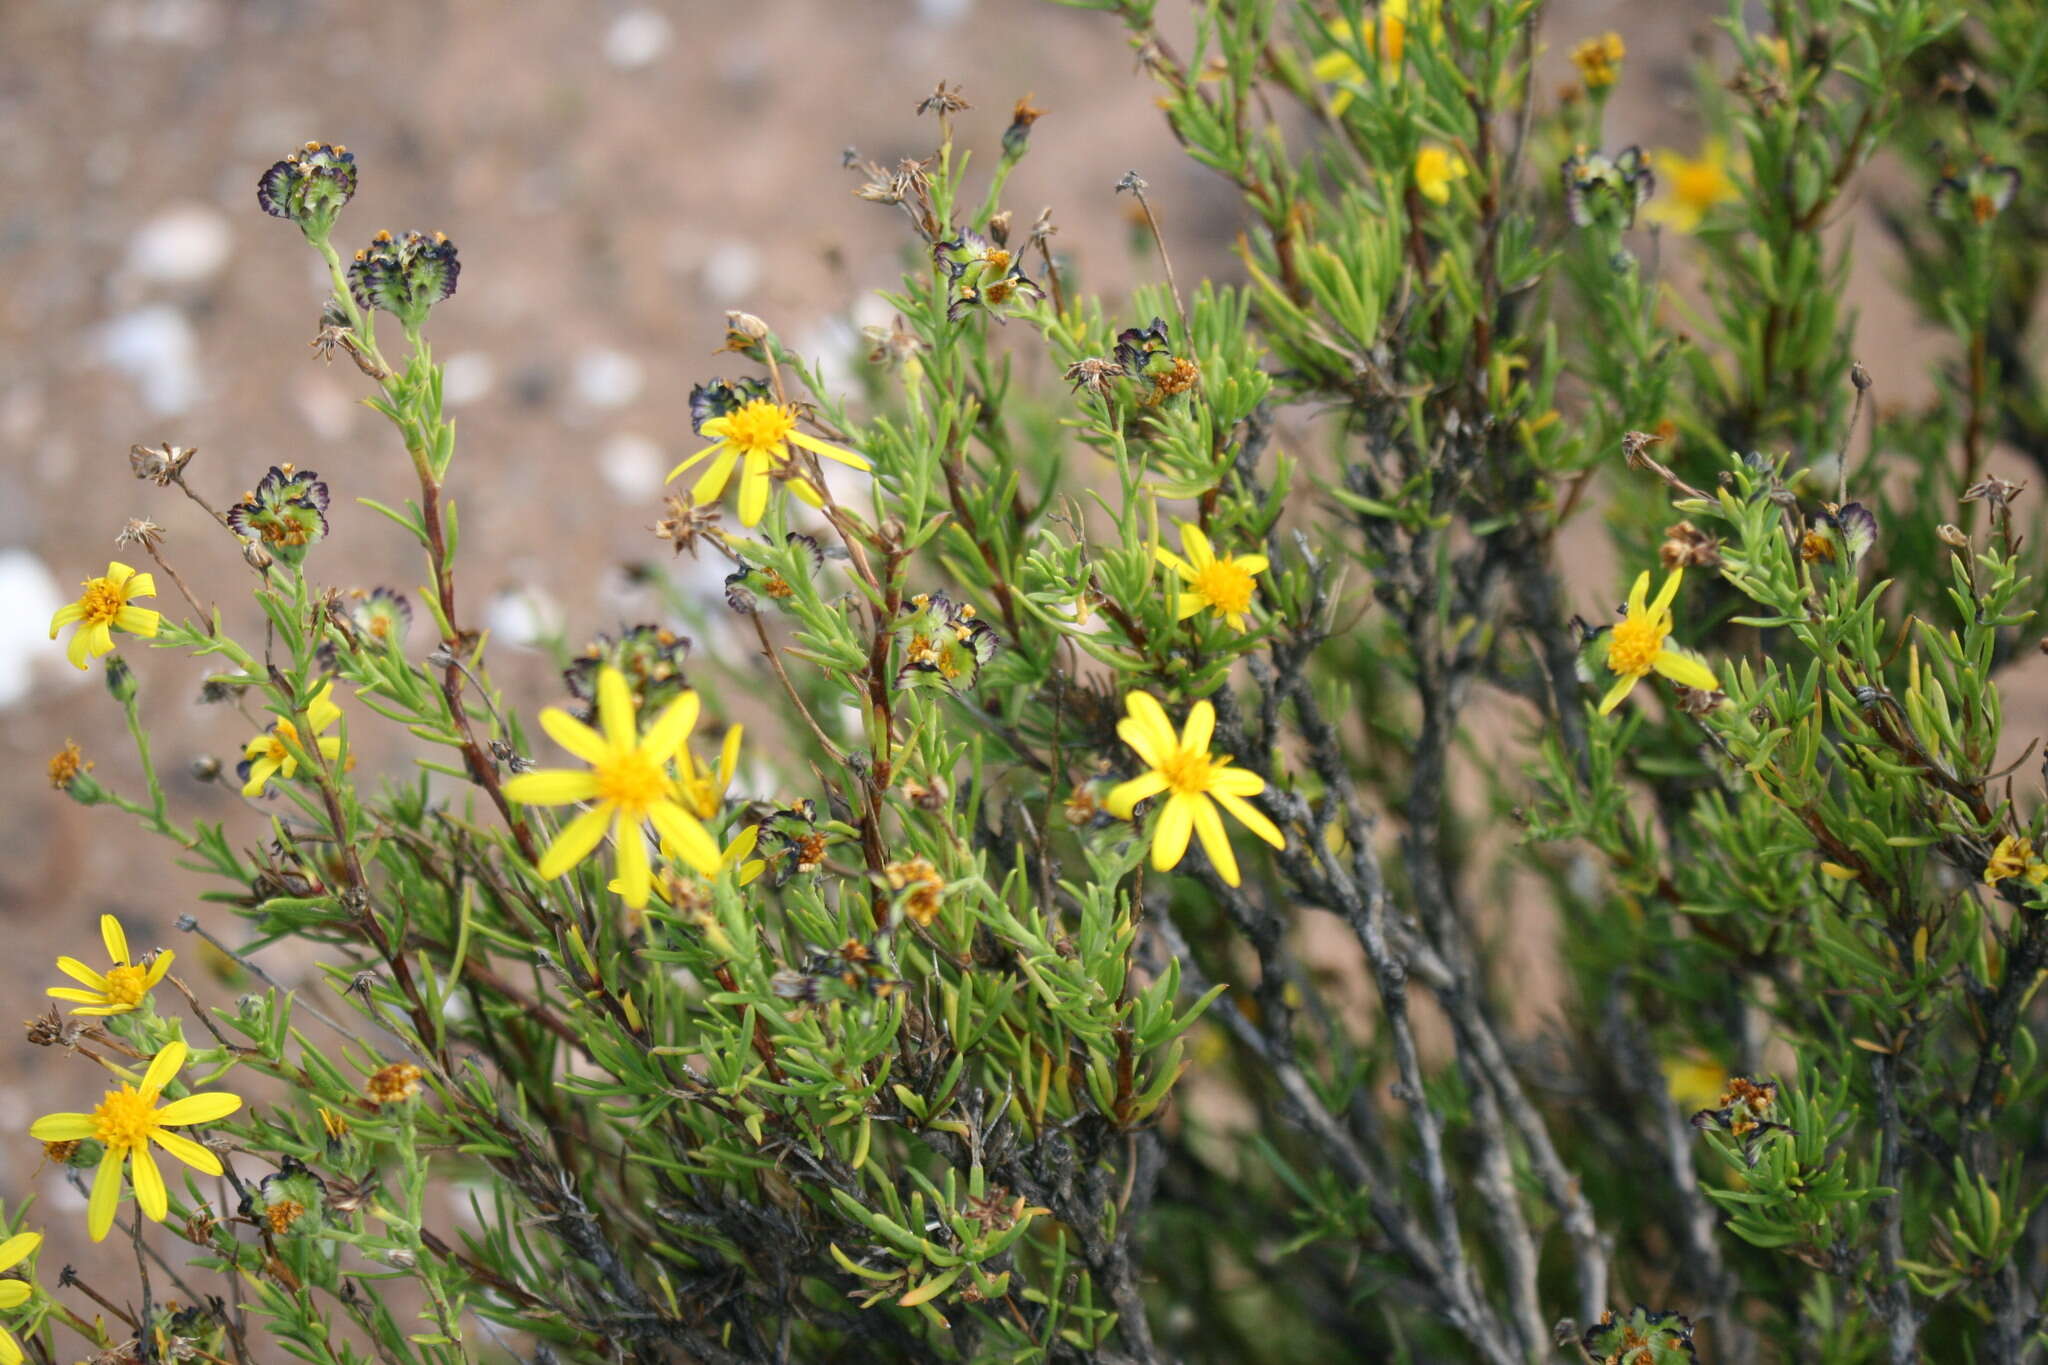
[896,592,999,692]
[1562,146,1655,230]
[256,141,357,238]
[348,228,461,327]
[227,464,331,563]
[935,226,1046,322]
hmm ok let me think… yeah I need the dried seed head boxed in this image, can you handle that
[916,80,971,118]
[115,518,166,551]
[1937,523,1970,549]
[1658,521,1720,570]
[129,442,196,486]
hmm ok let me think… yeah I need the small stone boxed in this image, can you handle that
[598,433,664,500]
[572,348,645,410]
[125,203,233,285]
[604,9,673,69]
[440,352,495,408]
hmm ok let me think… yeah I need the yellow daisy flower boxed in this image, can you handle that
[677,725,744,820]
[1157,523,1268,633]
[241,682,346,797]
[0,1229,41,1365]
[49,561,160,670]
[1571,32,1625,91]
[504,666,721,908]
[1414,145,1469,206]
[48,914,173,1017]
[1599,568,1719,714]
[1984,834,2048,888]
[1104,691,1285,886]
[29,1041,241,1242]
[665,398,872,528]
[1646,140,1740,233]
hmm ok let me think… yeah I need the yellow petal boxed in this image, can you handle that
[151,1127,224,1176]
[503,770,603,806]
[130,1143,168,1222]
[688,445,741,506]
[0,1233,39,1277]
[0,1284,27,1313]
[114,605,161,637]
[1597,672,1640,715]
[48,602,84,636]
[595,667,636,751]
[737,453,772,527]
[535,804,614,880]
[105,561,137,585]
[539,708,610,766]
[141,1041,187,1099]
[789,429,872,470]
[53,957,109,990]
[1216,791,1285,848]
[155,1091,242,1127]
[28,1113,94,1141]
[100,914,130,967]
[1180,699,1215,755]
[64,627,92,670]
[718,724,744,786]
[640,691,702,761]
[1104,772,1170,819]
[1152,793,1198,872]
[1120,692,1178,768]
[46,988,110,1005]
[1652,648,1719,692]
[648,802,721,877]
[241,755,282,798]
[144,950,175,988]
[1650,567,1684,618]
[1192,796,1240,886]
[613,816,653,909]
[86,1146,123,1242]
[1180,524,1215,567]
[1626,571,1651,617]
[666,439,727,485]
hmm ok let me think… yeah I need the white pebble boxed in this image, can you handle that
[701,239,761,302]
[126,202,233,285]
[0,549,67,709]
[440,351,496,408]
[572,348,645,410]
[598,433,665,500]
[604,9,673,69]
[95,305,201,414]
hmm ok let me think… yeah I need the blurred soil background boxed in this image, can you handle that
[2,0,2036,1299]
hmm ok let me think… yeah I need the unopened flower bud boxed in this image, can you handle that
[1937,523,1970,548]
[104,656,138,704]
[243,541,275,572]
[1850,361,1872,391]
[190,755,222,783]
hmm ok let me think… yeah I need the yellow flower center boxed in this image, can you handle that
[595,748,668,815]
[79,577,125,626]
[986,249,1011,271]
[91,1086,157,1152]
[721,400,798,457]
[102,963,150,1007]
[259,720,300,764]
[1193,559,1256,615]
[1160,749,1216,797]
[1607,614,1669,678]
[1675,163,1727,210]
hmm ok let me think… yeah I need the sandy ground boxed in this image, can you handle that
[5,0,2042,1317]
